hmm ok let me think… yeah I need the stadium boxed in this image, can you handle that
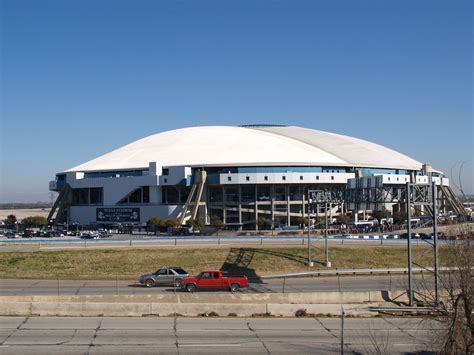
[48,125,458,229]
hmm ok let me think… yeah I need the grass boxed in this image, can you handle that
[0,245,452,280]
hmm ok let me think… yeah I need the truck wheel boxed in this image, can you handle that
[145,279,155,288]
[230,283,240,292]
[186,283,196,292]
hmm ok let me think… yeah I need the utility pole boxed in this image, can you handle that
[406,182,414,306]
[307,193,313,267]
[308,189,336,268]
[324,202,331,267]
[432,181,440,305]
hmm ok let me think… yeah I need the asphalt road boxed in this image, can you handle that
[0,236,433,252]
[0,238,436,252]
[0,316,441,354]
[0,274,435,296]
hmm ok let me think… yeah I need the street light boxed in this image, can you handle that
[308,189,339,268]
[307,194,314,267]
[324,202,331,267]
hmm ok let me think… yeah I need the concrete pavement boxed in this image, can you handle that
[0,316,441,354]
[0,274,432,296]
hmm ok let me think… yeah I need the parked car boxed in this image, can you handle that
[399,233,420,239]
[419,233,433,240]
[80,233,99,240]
[181,270,249,292]
[168,227,191,236]
[22,230,35,238]
[5,231,20,239]
[139,267,189,287]
[97,231,112,238]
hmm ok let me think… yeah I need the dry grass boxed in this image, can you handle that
[0,245,452,280]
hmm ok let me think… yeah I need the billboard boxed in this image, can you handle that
[96,208,140,223]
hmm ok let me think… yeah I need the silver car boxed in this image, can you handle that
[139,267,189,287]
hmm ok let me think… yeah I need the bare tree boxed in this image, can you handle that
[418,224,473,354]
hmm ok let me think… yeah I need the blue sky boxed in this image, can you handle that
[1,0,472,202]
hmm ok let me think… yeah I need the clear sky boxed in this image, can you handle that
[1,0,472,202]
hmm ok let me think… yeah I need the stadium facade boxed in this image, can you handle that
[48,125,452,228]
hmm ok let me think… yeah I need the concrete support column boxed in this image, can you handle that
[238,185,242,230]
[301,186,305,219]
[222,186,226,224]
[203,184,209,224]
[254,185,258,230]
[286,185,290,226]
[271,185,275,227]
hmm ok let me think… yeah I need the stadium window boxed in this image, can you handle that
[331,176,334,180]
[282,176,286,181]
[128,188,142,203]
[246,176,250,181]
[300,176,303,181]
[89,188,103,205]
[264,176,268,181]
[316,176,319,180]
[164,178,167,183]
[227,176,232,182]
[72,188,89,205]
[142,186,150,203]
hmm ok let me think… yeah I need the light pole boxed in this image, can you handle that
[323,202,331,267]
[308,189,335,268]
[307,193,314,267]
[406,182,414,306]
[432,181,440,305]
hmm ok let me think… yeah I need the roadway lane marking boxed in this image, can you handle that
[181,329,234,332]
[179,344,241,347]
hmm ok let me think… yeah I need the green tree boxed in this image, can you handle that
[292,216,306,228]
[210,217,224,229]
[372,209,391,222]
[186,218,202,231]
[165,219,181,228]
[392,211,407,225]
[3,214,17,225]
[147,218,165,234]
[21,216,47,228]
[257,216,272,230]
[336,214,350,225]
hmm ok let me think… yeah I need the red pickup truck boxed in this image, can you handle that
[181,270,249,292]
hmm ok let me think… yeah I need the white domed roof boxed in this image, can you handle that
[66,125,422,172]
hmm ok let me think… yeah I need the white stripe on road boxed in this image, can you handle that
[179,343,241,347]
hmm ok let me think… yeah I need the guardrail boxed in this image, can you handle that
[260,267,453,279]
[369,306,442,314]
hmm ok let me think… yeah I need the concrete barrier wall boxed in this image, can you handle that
[0,290,407,305]
[0,290,410,317]
[0,301,376,317]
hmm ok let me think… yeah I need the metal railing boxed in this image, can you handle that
[260,266,453,279]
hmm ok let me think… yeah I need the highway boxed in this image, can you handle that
[0,316,441,354]
[0,274,435,296]
[0,235,436,252]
